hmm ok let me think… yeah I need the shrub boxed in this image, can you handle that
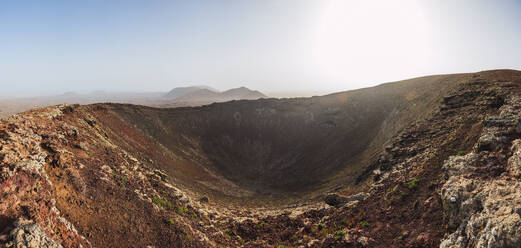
[335,230,345,240]
[182,229,192,240]
[360,221,369,227]
[152,196,172,208]
[407,178,419,189]
[176,206,189,215]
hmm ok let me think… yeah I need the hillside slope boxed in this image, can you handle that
[1,70,521,247]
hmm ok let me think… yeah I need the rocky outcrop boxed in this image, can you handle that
[5,219,62,248]
[0,105,90,248]
[440,96,521,248]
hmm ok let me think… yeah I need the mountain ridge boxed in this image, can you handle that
[166,86,267,103]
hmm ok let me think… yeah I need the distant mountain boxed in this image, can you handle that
[174,89,222,102]
[221,87,266,100]
[163,86,218,99]
[164,86,266,103]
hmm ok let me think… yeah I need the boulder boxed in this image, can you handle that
[325,193,348,207]
[199,196,209,203]
[325,192,368,208]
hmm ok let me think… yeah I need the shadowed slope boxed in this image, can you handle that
[87,73,465,195]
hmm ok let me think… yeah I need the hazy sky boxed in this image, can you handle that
[1,0,520,96]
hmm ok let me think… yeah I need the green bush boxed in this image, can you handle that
[152,196,172,208]
[360,221,369,227]
[176,206,189,215]
[407,178,419,189]
[335,230,345,240]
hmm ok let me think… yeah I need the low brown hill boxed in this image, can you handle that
[163,86,218,99]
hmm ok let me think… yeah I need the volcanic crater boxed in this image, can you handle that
[2,70,521,247]
[87,73,456,198]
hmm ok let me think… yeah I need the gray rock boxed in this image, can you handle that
[346,192,368,202]
[325,192,368,208]
[6,218,62,248]
[325,193,347,207]
[440,96,521,248]
[199,196,209,203]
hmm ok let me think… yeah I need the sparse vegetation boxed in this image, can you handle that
[335,230,345,240]
[181,229,192,240]
[176,206,189,215]
[360,221,369,227]
[152,196,173,209]
[407,178,419,189]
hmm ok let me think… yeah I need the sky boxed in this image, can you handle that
[1,0,521,97]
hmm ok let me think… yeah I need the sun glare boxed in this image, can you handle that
[313,0,432,87]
